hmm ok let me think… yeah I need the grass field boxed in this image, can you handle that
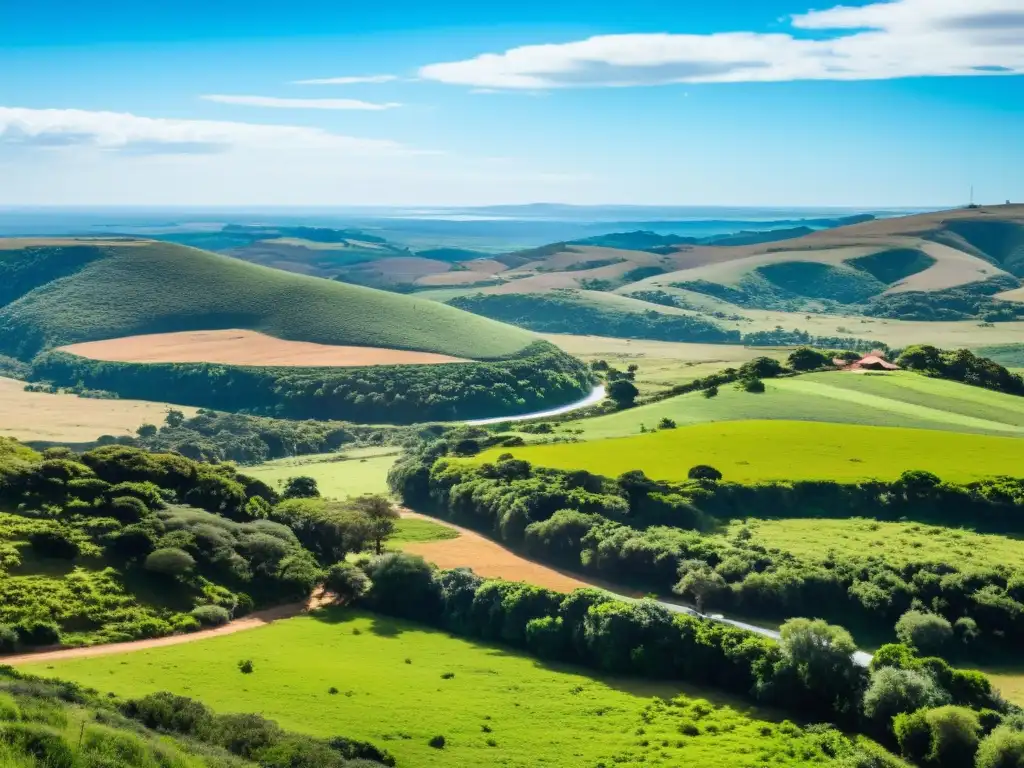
[245,448,398,499]
[722,517,1024,570]
[541,334,789,396]
[548,371,1024,441]
[0,376,198,443]
[21,609,847,768]
[476,420,1024,483]
[390,517,460,545]
[0,239,535,360]
[60,329,470,366]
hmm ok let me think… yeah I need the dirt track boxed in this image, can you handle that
[1,596,329,666]
[58,329,470,367]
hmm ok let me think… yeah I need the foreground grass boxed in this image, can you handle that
[477,420,1024,483]
[557,371,1024,441]
[22,609,846,768]
[722,517,1024,570]
[246,448,398,499]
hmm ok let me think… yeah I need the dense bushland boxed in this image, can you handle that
[0,667,392,767]
[0,439,393,647]
[390,447,1024,658]
[447,291,742,343]
[355,552,1011,765]
[81,408,417,465]
[31,341,593,424]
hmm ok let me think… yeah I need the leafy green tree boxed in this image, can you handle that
[776,618,863,715]
[608,379,639,408]
[364,553,442,623]
[687,465,722,482]
[976,726,1024,768]
[325,562,372,604]
[165,409,186,428]
[895,610,953,654]
[862,666,949,731]
[350,494,399,555]
[136,423,158,438]
[895,706,981,768]
[283,476,320,499]
[787,347,831,371]
[702,385,719,398]
[673,564,727,613]
[657,417,677,429]
[741,377,766,393]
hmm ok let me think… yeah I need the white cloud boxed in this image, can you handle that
[293,74,399,85]
[201,94,401,110]
[0,106,417,155]
[418,0,1024,88]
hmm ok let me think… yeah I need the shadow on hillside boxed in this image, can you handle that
[309,605,406,638]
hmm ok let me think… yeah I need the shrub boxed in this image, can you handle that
[788,347,832,371]
[81,724,152,767]
[238,660,254,674]
[428,735,446,749]
[364,553,442,623]
[440,672,455,680]
[895,706,981,767]
[144,547,196,577]
[741,377,766,393]
[895,611,954,654]
[608,379,639,408]
[687,465,723,482]
[0,722,75,768]
[862,667,949,730]
[190,605,231,627]
[106,495,148,523]
[0,624,18,652]
[14,621,61,647]
[658,418,677,429]
[283,476,320,499]
[28,530,79,560]
[106,526,156,562]
[976,726,1024,768]
[325,562,372,605]
[702,385,719,398]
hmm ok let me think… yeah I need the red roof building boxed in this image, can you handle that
[847,354,900,371]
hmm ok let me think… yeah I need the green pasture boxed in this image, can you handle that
[23,609,848,768]
[476,420,1024,483]
[390,517,460,545]
[721,517,1024,570]
[554,371,1024,441]
[245,448,398,499]
[0,240,535,359]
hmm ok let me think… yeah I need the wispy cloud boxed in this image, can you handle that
[293,74,399,85]
[0,107,419,155]
[201,94,401,110]
[418,0,1024,88]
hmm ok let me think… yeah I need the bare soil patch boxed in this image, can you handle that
[59,329,471,367]
[0,377,198,443]
[399,511,597,593]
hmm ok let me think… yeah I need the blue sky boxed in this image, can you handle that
[1,0,1022,207]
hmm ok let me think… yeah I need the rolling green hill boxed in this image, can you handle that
[0,239,536,361]
[531,370,1024,441]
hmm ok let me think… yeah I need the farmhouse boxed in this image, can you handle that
[845,353,900,372]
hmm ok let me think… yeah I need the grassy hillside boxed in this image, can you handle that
[0,239,536,361]
[534,370,1024,440]
[22,608,884,768]
[475,420,1024,483]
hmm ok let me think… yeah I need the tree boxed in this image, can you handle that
[895,706,981,768]
[165,409,186,428]
[787,347,831,371]
[741,377,766,393]
[364,553,442,623]
[862,666,949,731]
[687,465,722,482]
[283,476,320,499]
[325,562,372,604]
[739,357,785,379]
[673,565,727,613]
[350,495,399,555]
[976,726,1024,768]
[776,618,863,715]
[136,423,158,438]
[895,610,953,654]
[658,417,677,429]
[145,547,196,577]
[702,385,719,399]
[608,379,639,408]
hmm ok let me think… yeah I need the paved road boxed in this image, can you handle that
[465,385,606,425]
